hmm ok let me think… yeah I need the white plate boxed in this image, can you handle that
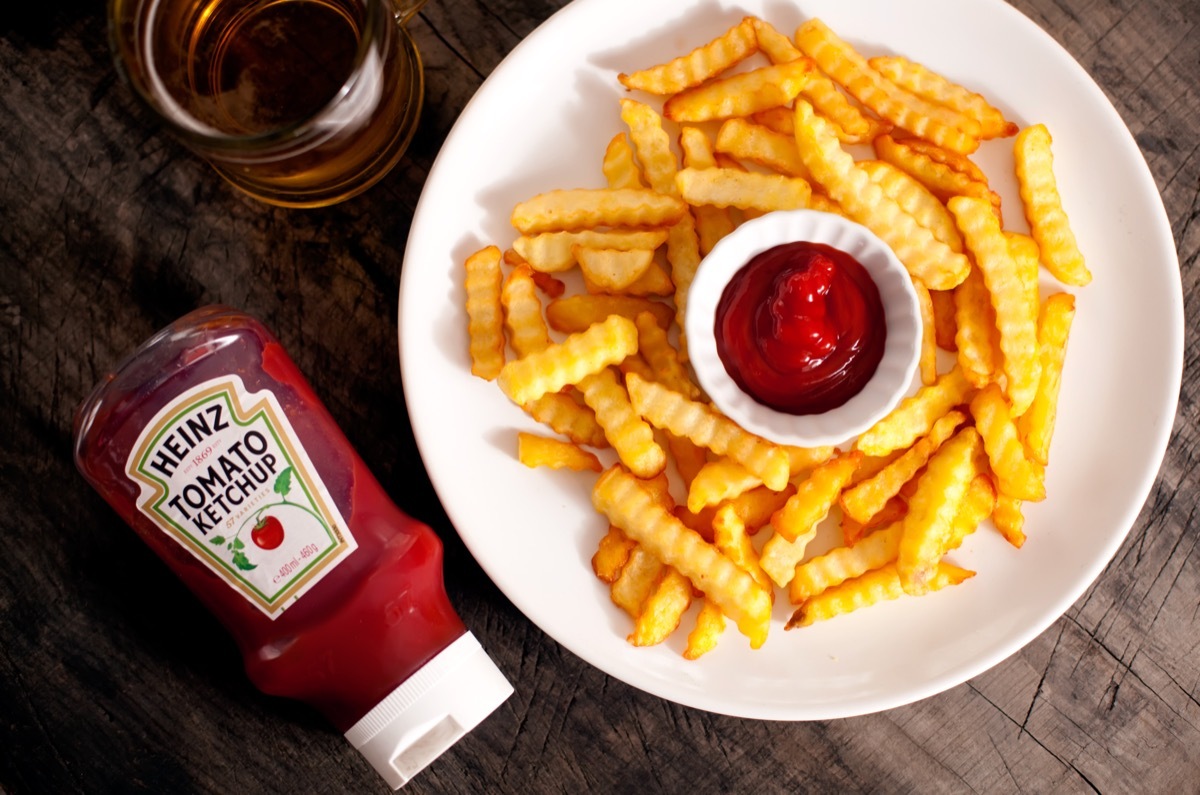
[398,0,1183,719]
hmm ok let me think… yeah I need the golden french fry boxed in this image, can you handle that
[874,134,1001,219]
[579,367,666,479]
[841,411,966,524]
[792,100,970,290]
[717,483,798,535]
[610,545,665,617]
[897,427,982,595]
[687,459,762,514]
[666,432,709,489]
[715,118,811,179]
[525,392,608,449]
[769,451,863,544]
[513,229,669,273]
[949,195,1041,414]
[634,311,700,399]
[787,561,974,628]
[855,366,974,456]
[683,599,727,660]
[941,473,999,554]
[858,159,964,254]
[841,495,907,547]
[619,17,758,95]
[664,59,815,122]
[711,508,772,590]
[868,55,1017,139]
[759,528,815,590]
[912,278,938,385]
[630,567,693,646]
[1014,123,1091,286]
[465,245,505,380]
[501,263,552,358]
[899,136,989,185]
[791,521,903,604]
[676,167,813,212]
[750,17,802,63]
[511,188,686,234]
[498,314,638,406]
[626,373,791,491]
[953,265,1002,388]
[529,270,566,299]
[930,289,958,352]
[620,100,681,196]
[970,383,1046,501]
[991,493,1026,549]
[593,465,773,647]
[517,432,603,472]
[603,132,647,190]
[679,127,737,256]
[1005,231,1042,314]
[611,259,673,297]
[546,294,673,333]
[1019,292,1076,465]
[574,246,656,292]
[794,18,980,154]
[592,525,637,583]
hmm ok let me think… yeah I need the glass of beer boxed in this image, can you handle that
[109,0,429,208]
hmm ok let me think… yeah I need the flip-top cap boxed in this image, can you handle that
[345,632,513,788]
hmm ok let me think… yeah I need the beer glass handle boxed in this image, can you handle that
[392,0,429,25]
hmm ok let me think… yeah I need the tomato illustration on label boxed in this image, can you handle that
[209,467,298,569]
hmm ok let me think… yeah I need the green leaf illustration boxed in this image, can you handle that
[209,535,226,545]
[274,467,294,500]
[232,538,245,550]
[231,550,257,571]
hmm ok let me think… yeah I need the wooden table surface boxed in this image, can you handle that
[2,0,1197,792]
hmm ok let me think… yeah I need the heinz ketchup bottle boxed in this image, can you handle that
[73,305,512,788]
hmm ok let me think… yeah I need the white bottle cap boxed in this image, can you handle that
[344,632,513,788]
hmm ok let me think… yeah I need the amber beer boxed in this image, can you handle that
[109,0,428,207]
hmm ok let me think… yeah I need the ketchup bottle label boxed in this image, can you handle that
[125,375,358,618]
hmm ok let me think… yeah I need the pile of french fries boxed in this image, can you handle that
[463,14,1087,657]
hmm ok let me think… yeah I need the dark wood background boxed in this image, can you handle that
[2,0,1197,792]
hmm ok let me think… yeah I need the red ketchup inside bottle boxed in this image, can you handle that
[715,242,887,415]
[73,306,511,789]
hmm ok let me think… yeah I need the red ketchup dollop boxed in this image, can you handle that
[714,241,887,415]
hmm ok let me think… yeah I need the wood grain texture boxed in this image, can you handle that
[1,0,1197,792]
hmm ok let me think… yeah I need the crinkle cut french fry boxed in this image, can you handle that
[897,427,982,596]
[634,311,699,400]
[683,598,727,660]
[991,493,1026,549]
[949,195,1041,414]
[720,483,797,535]
[546,294,673,334]
[868,55,1017,139]
[787,561,974,628]
[517,432,602,472]
[514,229,669,273]
[791,100,970,291]
[579,367,666,479]
[619,17,758,95]
[630,567,693,646]
[1014,123,1091,286]
[716,118,811,179]
[525,392,608,449]
[855,366,974,457]
[610,545,665,617]
[794,18,980,154]
[711,508,772,590]
[840,411,966,524]
[770,451,863,543]
[790,522,903,604]
[687,459,762,514]
[664,59,815,123]
[759,526,818,590]
[941,474,999,554]
[840,495,907,547]
[858,159,964,254]
[465,245,505,380]
[930,289,958,352]
[501,263,552,358]
[621,100,681,197]
[592,525,637,583]
[498,314,638,406]
[592,465,773,647]
[750,17,802,64]
[676,168,812,213]
[575,246,656,293]
[970,383,1045,502]
[1019,292,1076,466]
[511,188,686,234]
[953,265,1002,389]
[603,132,647,190]
[912,278,939,385]
[625,373,791,491]
[874,134,1001,220]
